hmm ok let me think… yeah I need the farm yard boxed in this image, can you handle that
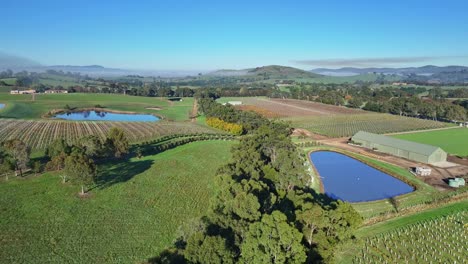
[0,140,235,263]
[0,119,216,150]
[285,113,450,138]
[347,202,467,264]
[392,128,468,156]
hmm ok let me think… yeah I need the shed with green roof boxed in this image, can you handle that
[351,131,447,164]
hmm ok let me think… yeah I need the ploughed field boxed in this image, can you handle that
[0,119,216,150]
[231,97,363,117]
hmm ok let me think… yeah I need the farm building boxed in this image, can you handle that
[10,89,36,94]
[351,131,447,164]
[222,101,242,106]
[45,89,68,94]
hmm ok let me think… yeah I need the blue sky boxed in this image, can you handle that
[2,0,468,70]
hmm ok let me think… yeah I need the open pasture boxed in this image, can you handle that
[0,140,234,263]
[0,119,216,150]
[392,128,468,156]
[287,113,450,138]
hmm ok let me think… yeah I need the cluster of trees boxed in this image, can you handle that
[198,98,271,133]
[153,101,361,263]
[45,127,129,194]
[0,139,33,180]
[0,127,129,195]
[206,118,243,135]
[277,83,468,121]
[363,97,467,121]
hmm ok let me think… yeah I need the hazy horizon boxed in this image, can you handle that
[2,0,468,70]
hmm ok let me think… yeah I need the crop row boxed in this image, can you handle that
[0,119,217,150]
[352,210,467,263]
[285,113,450,137]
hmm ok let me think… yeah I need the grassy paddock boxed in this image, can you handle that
[392,128,468,156]
[0,93,194,121]
[0,140,234,263]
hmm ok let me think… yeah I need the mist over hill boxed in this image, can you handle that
[0,53,199,77]
[0,52,42,69]
[311,65,468,76]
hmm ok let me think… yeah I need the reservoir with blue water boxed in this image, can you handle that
[0,103,5,109]
[310,151,413,202]
[54,110,160,122]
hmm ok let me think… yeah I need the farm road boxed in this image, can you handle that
[384,126,460,135]
[259,98,330,115]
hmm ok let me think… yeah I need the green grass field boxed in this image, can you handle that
[0,93,193,121]
[392,128,468,156]
[1,75,84,88]
[0,140,234,263]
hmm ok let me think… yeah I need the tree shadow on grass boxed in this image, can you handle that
[94,158,154,189]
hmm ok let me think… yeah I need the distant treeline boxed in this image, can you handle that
[279,84,468,121]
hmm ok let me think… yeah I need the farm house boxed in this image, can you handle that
[351,131,447,164]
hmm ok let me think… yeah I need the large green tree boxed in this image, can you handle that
[184,233,235,264]
[106,127,129,158]
[2,139,30,177]
[240,211,306,264]
[64,153,97,195]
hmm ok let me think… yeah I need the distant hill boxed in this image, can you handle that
[208,65,322,79]
[0,52,42,69]
[310,65,468,76]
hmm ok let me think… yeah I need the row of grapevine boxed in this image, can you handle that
[285,113,450,137]
[353,210,467,263]
[0,119,218,150]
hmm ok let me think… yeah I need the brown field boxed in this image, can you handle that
[236,98,363,117]
[235,105,282,118]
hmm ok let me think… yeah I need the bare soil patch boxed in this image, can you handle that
[292,128,329,140]
[235,105,283,118]
[145,107,163,110]
[235,98,363,118]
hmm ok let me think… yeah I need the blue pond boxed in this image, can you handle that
[0,103,4,109]
[54,111,160,122]
[310,151,413,202]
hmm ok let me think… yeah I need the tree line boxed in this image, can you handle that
[279,84,468,121]
[151,99,362,263]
